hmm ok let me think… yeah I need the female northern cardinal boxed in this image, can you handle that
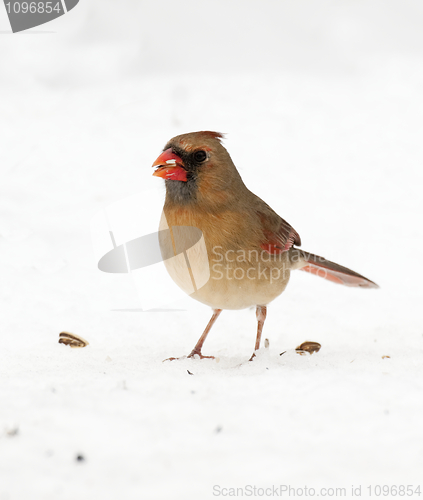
[152,131,378,361]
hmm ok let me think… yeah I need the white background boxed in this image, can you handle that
[1,1,423,499]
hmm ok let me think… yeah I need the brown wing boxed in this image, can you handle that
[257,205,301,255]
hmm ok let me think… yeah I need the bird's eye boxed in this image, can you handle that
[193,150,207,163]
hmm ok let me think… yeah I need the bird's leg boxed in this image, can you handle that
[164,309,222,361]
[187,309,222,359]
[249,305,267,361]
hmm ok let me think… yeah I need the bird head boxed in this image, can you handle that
[152,131,245,206]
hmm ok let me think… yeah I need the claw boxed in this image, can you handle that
[162,356,187,362]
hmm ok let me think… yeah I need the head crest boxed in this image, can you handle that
[196,131,225,142]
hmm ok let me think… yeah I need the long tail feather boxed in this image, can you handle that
[295,250,379,289]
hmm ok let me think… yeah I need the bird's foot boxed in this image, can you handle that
[187,350,215,360]
[248,352,257,362]
[162,351,215,362]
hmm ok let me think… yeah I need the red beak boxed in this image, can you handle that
[152,148,188,182]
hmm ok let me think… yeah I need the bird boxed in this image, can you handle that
[151,131,378,361]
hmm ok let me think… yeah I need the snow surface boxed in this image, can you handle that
[1,1,423,499]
